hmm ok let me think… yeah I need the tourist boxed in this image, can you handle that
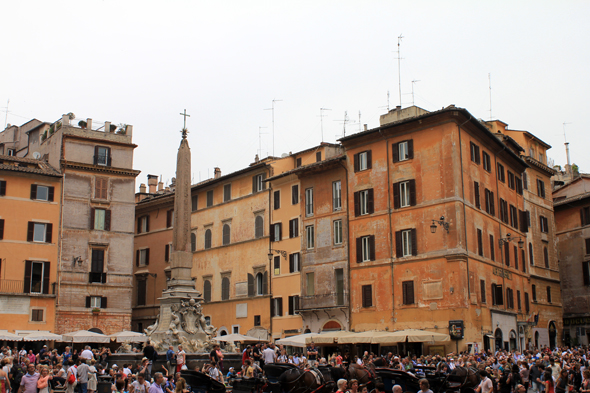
[165,347,175,377]
[65,360,77,393]
[277,348,287,363]
[348,379,359,393]
[77,359,90,393]
[129,373,150,393]
[306,343,318,367]
[243,360,254,378]
[336,379,347,392]
[175,346,185,373]
[555,369,568,393]
[262,344,276,365]
[544,370,555,393]
[580,370,590,393]
[114,379,126,393]
[87,360,97,393]
[18,364,39,393]
[417,379,433,393]
[36,366,52,393]
[80,347,93,362]
[10,357,25,393]
[208,361,223,384]
[0,361,9,393]
[148,373,164,393]
[173,378,188,393]
[476,370,493,393]
[225,368,236,385]
[143,342,156,380]
[241,346,251,366]
[392,385,403,393]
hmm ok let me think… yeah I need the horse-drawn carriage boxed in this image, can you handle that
[375,366,480,393]
[180,370,226,393]
[231,363,334,393]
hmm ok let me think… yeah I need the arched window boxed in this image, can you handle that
[191,233,196,252]
[223,224,231,246]
[255,216,264,238]
[256,272,264,295]
[544,247,549,268]
[203,279,211,302]
[221,277,230,300]
[529,243,534,266]
[205,229,212,249]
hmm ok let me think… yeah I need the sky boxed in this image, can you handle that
[2,1,589,187]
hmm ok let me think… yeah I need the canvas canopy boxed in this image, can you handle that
[305,330,352,344]
[276,333,318,348]
[0,331,22,341]
[109,330,148,343]
[61,330,110,343]
[23,331,63,342]
[214,333,266,343]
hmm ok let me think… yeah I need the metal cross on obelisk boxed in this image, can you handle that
[179,109,190,139]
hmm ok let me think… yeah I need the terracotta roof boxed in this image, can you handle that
[553,191,590,207]
[0,154,61,177]
[266,155,346,181]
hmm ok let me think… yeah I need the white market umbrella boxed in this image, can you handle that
[109,330,148,343]
[0,330,22,341]
[62,330,110,343]
[214,333,266,343]
[305,330,352,344]
[372,329,450,344]
[276,333,318,348]
[23,331,63,341]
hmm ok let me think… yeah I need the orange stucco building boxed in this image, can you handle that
[0,155,61,333]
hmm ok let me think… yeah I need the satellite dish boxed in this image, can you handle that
[281,153,288,158]
[32,152,41,159]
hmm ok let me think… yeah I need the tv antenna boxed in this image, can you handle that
[488,73,493,120]
[3,99,9,129]
[358,111,362,132]
[319,108,332,142]
[411,80,420,106]
[563,122,572,171]
[264,99,282,157]
[334,111,349,139]
[396,34,404,107]
[258,126,268,158]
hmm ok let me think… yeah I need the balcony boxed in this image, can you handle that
[298,291,348,311]
[0,279,56,295]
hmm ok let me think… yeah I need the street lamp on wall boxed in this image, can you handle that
[498,233,525,249]
[430,216,450,234]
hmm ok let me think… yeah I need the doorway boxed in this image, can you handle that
[548,321,557,349]
[494,328,503,351]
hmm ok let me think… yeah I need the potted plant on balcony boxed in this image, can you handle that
[78,120,87,129]
[116,123,127,135]
[92,308,101,314]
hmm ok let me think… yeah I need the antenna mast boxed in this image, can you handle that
[258,126,268,158]
[3,99,9,129]
[319,108,331,142]
[488,73,493,120]
[411,80,420,106]
[264,99,282,157]
[396,34,404,107]
[563,122,572,176]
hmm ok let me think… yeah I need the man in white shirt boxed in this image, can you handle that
[476,371,493,393]
[80,346,94,361]
[262,344,276,364]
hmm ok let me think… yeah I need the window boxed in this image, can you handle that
[203,280,211,302]
[506,288,514,309]
[492,284,503,305]
[232,325,239,334]
[540,216,548,233]
[402,281,414,305]
[477,229,483,257]
[514,246,519,270]
[333,181,342,211]
[136,249,149,267]
[166,209,174,228]
[357,235,375,262]
[271,298,283,317]
[470,142,480,164]
[516,177,523,195]
[521,249,526,272]
[546,286,552,303]
[95,177,108,199]
[392,140,413,162]
[88,296,106,309]
[191,234,196,252]
[355,189,374,216]
[273,256,280,275]
[333,220,343,245]
[222,224,231,245]
[581,207,590,226]
[483,151,491,172]
[289,253,300,273]
[288,296,300,315]
[296,157,302,167]
[289,218,298,238]
[27,222,52,243]
[30,185,55,202]
[94,146,111,166]
[254,315,261,326]
[396,229,417,257]
[271,222,282,242]
[206,190,213,207]
[400,181,411,208]
[362,285,373,307]
[539,153,544,163]
[305,188,314,216]
[0,180,5,196]
[292,185,299,204]
[480,280,486,303]
[508,171,515,190]
[544,247,549,268]
[255,216,264,238]
[137,215,149,234]
[586,238,590,255]
[221,277,230,300]
[253,173,266,193]
[89,249,106,284]
[256,272,265,296]
[504,241,510,267]
[523,171,528,190]
[24,261,50,294]
[7,148,16,156]
[532,284,537,302]
[335,269,344,305]
[316,151,321,162]
[529,243,534,266]
[490,235,495,261]
[537,179,546,198]
[273,190,280,209]
[497,163,505,182]
[474,181,480,209]
[204,229,212,249]
[0,219,4,240]
[583,262,590,286]
[306,272,315,296]
[499,199,508,223]
[224,184,231,202]
[91,208,111,231]
[485,189,495,216]
[306,225,315,249]
[136,279,146,306]
[517,290,521,310]
[354,151,372,172]
[31,309,44,322]
[509,205,518,229]
[191,195,198,211]
[393,180,416,209]
[525,292,530,313]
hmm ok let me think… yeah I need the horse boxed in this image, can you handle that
[278,366,332,393]
[322,364,376,390]
[444,367,481,393]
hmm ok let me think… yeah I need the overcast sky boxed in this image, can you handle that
[2,1,589,187]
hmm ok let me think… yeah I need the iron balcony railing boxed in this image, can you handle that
[0,279,56,295]
[298,291,348,310]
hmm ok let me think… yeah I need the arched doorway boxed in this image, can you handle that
[89,328,103,334]
[548,321,557,349]
[494,328,503,351]
[304,328,311,334]
[509,330,517,352]
[535,331,540,348]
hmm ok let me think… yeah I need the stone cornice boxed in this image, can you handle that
[524,156,556,176]
[62,160,141,177]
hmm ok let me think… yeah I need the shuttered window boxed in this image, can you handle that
[289,218,299,238]
[583,262,590,286]
[292,185,299,204]
[191,195,198,211]
[273,190,280,210]
[392,140,414,162]
[477,229,483,257]
[581,207,590,226]
[354,189,374,216]
[474,182,480,209]
[480,280,486,303]
[353,150,372,172]
[203,280,212,302]
[95,177,108,199]
[483,151,491,172]
[362,285,373,308]
[0,180,6,196]
[470,142,480,164]
[492,284,503,305]
[537,179,546,198]
[396,229,417,258]
[221,277,230,300]
[255,216,264,238]
[393,180,416,209]
[204,229,212,249]
[223,184,231,202]
[402,281,414,305]
[489,235,495,261]
[356,235,375,262]
[222,224,231,245]
[137,279,147,306]
[207,190,213,207]
[525,292,530,313]
[289,253,300,273]
[497,163,505,182]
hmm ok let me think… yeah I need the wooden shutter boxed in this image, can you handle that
[167,210,172,228]
[30,184,38,200]
[252,176,257,193]
[480,280,486,303]
[42,262,50,294]
[146,215,149,232]
[145,248,150,265]
[369,236,376,260]
[292,185,298,204]
[261,173,267,190]
[504,243,510,266]
[520,210,528,233]
[27,222,34,242]
[137,217,142,234]
[582,208,587,226]
[90,208,95,229]
[48,186,55,202]
[278,223,282,241]
[367,189,374,214]
[192,195,198,211]
[403,281,414,305]
[289,254,294,272]
[525,292,530,312]
[477,229,483,256]
[354,191,360,216]
[101,296,108,308]
[395,231,403,258]
[288,296,294,315]
[274,190,280,209]
[537,179,541,197]
[411,229,418,256]
[278,298,283,316]
[586,238,590,255]
[270,224,275,242]
[392,143,399,163]
[86,297,91,308]
[362,285,372,307]
[106,147,112,166]
[165,245,170,262]
[409,179,416,206]
[393,182,400,209]
[270,298,274,318]
[474,182,480,209]
[584,262,590,286]
[356,237,362,262]
[93,146,99,165]
[24,261,32,293]
[490,192,495,216]
[263,271,268,294]
[366,150,372,169]
[248,274,254,296]
[353,153,359,172]
[104,210,111,231]
[0,219,4,240]
[45,223,52,243]
[0,180,6,196]
[407,140,414,159]
[289,220,293,238]
[136,250,140,267]
[521,250,526,272]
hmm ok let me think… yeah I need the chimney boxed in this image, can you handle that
[158,175,164,192]
[214,167,221,179]
[139,183,146,193]
[87,118,93,130]
[104,121,111,132]
[364,124,368,131]
[147,174,158,194]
